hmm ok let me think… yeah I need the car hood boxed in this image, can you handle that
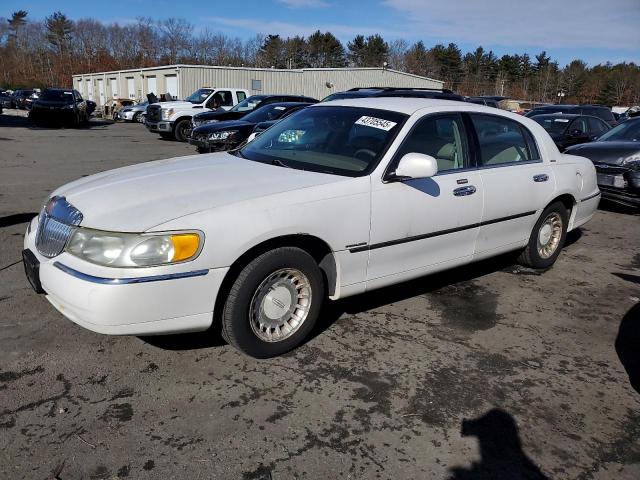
[152,101,200,110]
[193,120,253,133]
[565,141,640,165]
[51,153,345,232]
[194,110,246,122]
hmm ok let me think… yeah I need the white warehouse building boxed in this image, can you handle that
[72,64,444,108]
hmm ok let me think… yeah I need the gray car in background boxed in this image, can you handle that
[117,101,148,122]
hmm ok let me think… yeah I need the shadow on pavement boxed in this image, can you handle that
[448,409,549,480]
[0,212,38,228]
[615,303,640,394]
[0,113,113,129]
[141,229,586,353]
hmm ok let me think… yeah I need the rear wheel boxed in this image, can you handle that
[519,201,569,269]
[221,247,325,358]
[174,119,191,142]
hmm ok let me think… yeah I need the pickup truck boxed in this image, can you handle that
[145,88,249,141]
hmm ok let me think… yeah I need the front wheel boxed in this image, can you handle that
[133,112,142,123]
[173,119,191,142]
[221,247,325,358]
[519,202,569,269]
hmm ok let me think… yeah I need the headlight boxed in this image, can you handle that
[161,108,174,120]
[208,130,238,141]
[66,228,203,267]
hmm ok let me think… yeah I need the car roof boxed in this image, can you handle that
[533,113,581,119]
[316,96,473,115]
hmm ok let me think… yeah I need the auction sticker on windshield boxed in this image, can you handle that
[355,116,397,131]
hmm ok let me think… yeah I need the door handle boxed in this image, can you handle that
[533,174,549,182]
[453,185,477,196]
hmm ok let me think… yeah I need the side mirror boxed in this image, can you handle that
[392,153,438,180]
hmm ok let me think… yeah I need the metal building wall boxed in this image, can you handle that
[73,65,444,107]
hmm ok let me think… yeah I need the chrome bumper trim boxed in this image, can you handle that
[53,262,208,285]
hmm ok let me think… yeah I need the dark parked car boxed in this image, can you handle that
[465,97,499,108]
[565,117,640,208]
[531,114,610,151]
[0,90,12,109]
[189,102,311,153]
[191,94,318,130]
[526,104,617,127]
[322,87,466,102]
[11,89,35,109]
[29,88,96,127]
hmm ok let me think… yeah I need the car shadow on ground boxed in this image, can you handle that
[447,409,549,479]
[615,302,640,394]
[599,200,639,216]
[0,213,38,228]
[142,229,583,352]
[0,113,113,129]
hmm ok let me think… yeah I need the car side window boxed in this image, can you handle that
[470,114,534,166]
[236,91,246,103]
[571,118,589,133]
[587,117,608,135]
[215,91,233,107]
[74,90,83,101]
[395,114,470,173]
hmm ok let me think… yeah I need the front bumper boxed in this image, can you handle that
[23,219,228,335]
[119,110,135,121]
[599,186,640,208]
[145,120,173,133]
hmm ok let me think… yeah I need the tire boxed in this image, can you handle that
[173,119,191,142]
[518,201,569,269]
[133,112,141,123]
[159,132,174,140]
[221,247,325,358]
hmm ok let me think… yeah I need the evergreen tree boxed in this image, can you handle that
[306,31,345,68]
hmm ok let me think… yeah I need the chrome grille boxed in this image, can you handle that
[35,196,83,258]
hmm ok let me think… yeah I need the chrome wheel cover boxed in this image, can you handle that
[249,269,312,343]
[537,212,563,259]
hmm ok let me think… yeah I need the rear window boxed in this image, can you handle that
[581,107,614,122]
[470,114,538,165]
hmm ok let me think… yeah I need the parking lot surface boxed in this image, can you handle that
[1,114,639,479]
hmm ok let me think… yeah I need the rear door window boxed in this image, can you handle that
[587,117,609,136]
[470,114,536,166]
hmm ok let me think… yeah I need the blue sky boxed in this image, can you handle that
[3,0,639,66]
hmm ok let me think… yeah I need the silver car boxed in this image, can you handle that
[117,101,148,122]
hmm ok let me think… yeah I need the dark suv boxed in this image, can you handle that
[526,105,617,127]
[322,87,466,102]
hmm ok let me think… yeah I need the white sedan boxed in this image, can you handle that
[23,98,600,358]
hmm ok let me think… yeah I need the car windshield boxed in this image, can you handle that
[230,96,267,112]
[185,89,213,104]
[597,119,640,142]
[40,90,74,103]
[237,106,407,177]
[532,116,571,135]
[242,104,294,123]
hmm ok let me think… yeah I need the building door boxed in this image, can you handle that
[97,79,105,106]
[165,75,177,99]
[85,79,93,100]
[127,77,135,99]
[110,78,118,98]
[147,76,157,96]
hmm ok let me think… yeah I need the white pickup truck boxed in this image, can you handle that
[145,88,249,141]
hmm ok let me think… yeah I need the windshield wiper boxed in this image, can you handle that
[271,158,291,169]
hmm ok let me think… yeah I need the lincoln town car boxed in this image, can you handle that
[23,98,600,358]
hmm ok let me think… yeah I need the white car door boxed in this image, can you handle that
[366,113,484,287]
[469,113,555,256]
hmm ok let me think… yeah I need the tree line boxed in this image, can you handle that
[1,10,639,105]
